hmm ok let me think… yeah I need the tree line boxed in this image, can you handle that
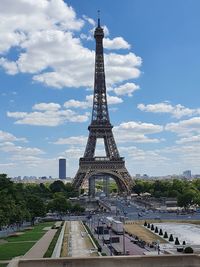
[133,178,200,209]
[0,174,84,229]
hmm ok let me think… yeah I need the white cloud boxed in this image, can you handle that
[0,142,44,155]
[104,37,130,50]
[138,102,200,119]
[7,102,89,126]
[0,58,18,74]
[0,0,141,89]
[33,102,61,111]
[83,15,95,26]
[113,82,139,96]
[54,135,87,145]
[0,130,27,142]
[0,163,16,167]
[64,94,123,109]
[176,135,200,144]
[165,117,200,136]
[114,121,163,143]
[62,147,84,159]
[165,117,200,145]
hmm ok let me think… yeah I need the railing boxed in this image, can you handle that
[80,157,124,162]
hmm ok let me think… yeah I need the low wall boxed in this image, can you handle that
[10,254,200,267]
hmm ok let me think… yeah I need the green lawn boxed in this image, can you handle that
[0,264,8,267]
[0,242,35,260]
[0,222,54,260]
[6,222,53,242]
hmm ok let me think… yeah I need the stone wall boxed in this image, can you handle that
[9,254,200,267]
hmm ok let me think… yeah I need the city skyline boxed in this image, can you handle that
[1,0,200,177]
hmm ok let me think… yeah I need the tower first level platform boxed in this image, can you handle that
[73,157,133,195]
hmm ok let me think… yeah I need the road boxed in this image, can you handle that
[107,199,200,221]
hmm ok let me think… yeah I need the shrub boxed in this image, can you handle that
[184,247,193,254]
[183,240,186,245]
[147,223,150,228]
[151,224,154,230]
[164,231,168,238]
[44,226,62,257]
[155,226,158,233]
[175,237,180,245]
[177,247,183,252]
[144,221,147,227]
[169,234,174,242]
[159,229,163,235]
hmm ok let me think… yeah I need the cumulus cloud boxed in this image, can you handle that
[165,117,200,135]
[33,102,61,111]
[176,135,200,144]
[138,102,200,119]
[54,135,87,145]
[82,15,95,26]
[7,102,89,126]
[113,121,163,143]
[0,0,141,89]
[0,130,27,142]
[62,147,85,159]
[104,37,130,50]
[64,94,123,109]
[113,82,139,96]
[0,142,44,155]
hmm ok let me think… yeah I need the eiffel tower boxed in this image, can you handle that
[72,17,133,195]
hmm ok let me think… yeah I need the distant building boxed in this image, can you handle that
[59,158,66,179]
[142,174,149,179]
[183,170,192,179]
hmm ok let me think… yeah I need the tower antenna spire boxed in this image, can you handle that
[97,10,100,27]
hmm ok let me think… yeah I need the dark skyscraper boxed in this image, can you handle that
[59,158,66,179]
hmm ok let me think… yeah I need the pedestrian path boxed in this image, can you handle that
[23,229,57,258]
[69,221,98,257]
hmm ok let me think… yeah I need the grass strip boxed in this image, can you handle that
[6,222,54,242]
[0,222,54,261]
[0,242,35,260]
[43,226,62,258]
[83,223,101,252]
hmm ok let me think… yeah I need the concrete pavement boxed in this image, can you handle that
[23,229,57,258]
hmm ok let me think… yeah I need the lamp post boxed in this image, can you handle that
[97,216,100,239]
[109,228,112,256]
[157,240,160,255]
[123,227,126,255]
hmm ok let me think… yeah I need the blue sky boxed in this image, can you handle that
[1,0,200,178]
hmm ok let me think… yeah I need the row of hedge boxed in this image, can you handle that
[144,221,193,253]
[43,224,63,258]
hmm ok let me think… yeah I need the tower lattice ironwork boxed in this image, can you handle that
[72,18,133,194]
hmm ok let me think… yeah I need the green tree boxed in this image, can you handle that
[49,180,66,193]
[26,195,46,225]
[47,195,71,214]
[177,189,197,209]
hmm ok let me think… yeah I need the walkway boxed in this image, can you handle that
[69,221,98,257]
[23,229,57,258]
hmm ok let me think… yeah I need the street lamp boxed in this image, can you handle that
[109,228,112,256]
[157,240,160,255]
[123,227,126,255]
[97,216,100,239]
